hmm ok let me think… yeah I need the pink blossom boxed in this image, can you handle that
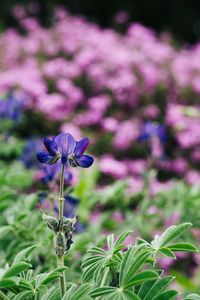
[99,155,128,179]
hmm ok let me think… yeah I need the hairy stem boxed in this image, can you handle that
[57,164,66,297]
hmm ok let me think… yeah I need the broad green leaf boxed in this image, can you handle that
[69,283,92,300]
[123,270,159,288]
[0,277,19,288]
[120,244,149,284]
[153,290,178,300]
[160,223,192,247]
[115,231,133,248]
[13,245,38,263]
[3,262,32,278]
[143,276,174,300]
[87,247,106,255]
[168,243,198,252]
[138,277,159,298]
[122,249,151,284]
[89,287,117,297]
[159,248,176,259]
[184,295,200,300]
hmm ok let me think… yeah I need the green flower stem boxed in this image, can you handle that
[59,164,65,230]
[57,164,66,297]
[57,255,66,297]
[0,290,9,300]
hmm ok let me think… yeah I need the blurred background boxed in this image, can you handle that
[0,0,200,297]
[1,0,200,42]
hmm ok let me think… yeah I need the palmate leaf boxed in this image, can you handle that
[149,223,198,260]
[89,287,140,300]
[119,244,151,286]
[82,232,129,284]
[82,256,107,282]
[143,276,174,300]
[138,276,159,299]
[123,270,159,289]
[62,283,92,300]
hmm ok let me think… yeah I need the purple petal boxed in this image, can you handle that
[43,137,58,156]
[75,138,89,157]
[76,155,94,168]
[37,152,53,164]
[55,133,76,155]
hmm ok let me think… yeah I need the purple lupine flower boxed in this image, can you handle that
[37,133,94,168]
[137,121,167,144]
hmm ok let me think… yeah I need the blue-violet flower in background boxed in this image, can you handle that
[137,121,167,144]
[0,90,24,122]
[37,133,94,168]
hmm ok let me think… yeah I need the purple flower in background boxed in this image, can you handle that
[138,122,167,144]
[40,164,73,184]
[0,91,24,122]
[22,138,42,168]
[37,133,94,168]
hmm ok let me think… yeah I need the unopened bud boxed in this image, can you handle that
[63,216,76,234]
[55,232,66,256]
[42,212,59,233]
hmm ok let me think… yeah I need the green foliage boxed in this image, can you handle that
[0,224,199,299]
[81,224,198,300]
[137,223,198,261]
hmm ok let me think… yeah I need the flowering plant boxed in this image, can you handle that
[0,133,199,299]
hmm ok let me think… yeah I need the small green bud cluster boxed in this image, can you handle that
[42,212,76,255]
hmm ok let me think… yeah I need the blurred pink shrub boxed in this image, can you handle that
[1,7,200,192]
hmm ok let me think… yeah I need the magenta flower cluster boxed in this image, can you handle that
[1,6,200,192]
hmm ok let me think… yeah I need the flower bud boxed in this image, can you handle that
[42,212,59,233]
[62,216,76,234]
[55,232,66,256]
